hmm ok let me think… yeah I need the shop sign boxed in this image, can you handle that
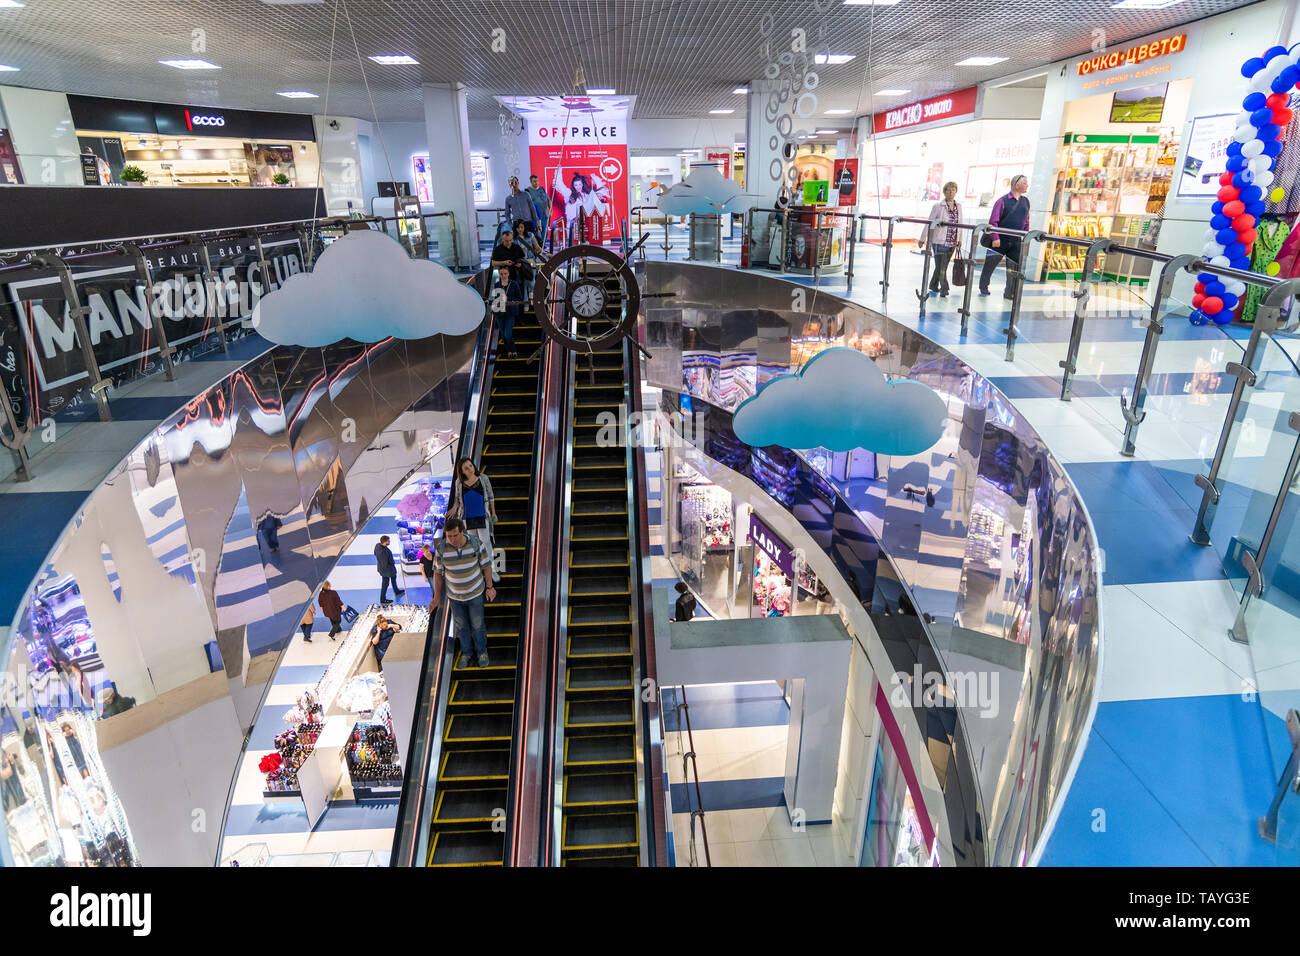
[749,512,794,577]
[2,234,304,415]
[1066,25,1201,99]
[871,87,978,135]
[1076,34,1186,76]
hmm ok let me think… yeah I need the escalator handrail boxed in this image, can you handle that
[391,311,497,867]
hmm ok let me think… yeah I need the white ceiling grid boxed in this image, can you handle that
[0,0,1264,121]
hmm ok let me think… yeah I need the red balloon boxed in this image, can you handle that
[1267,92,1290,109]
[1192,293,1206,308]
[1238,227,1258,244]
[1224,200,1246,217]
[1231,213,1254,231]
[1220,171,1235,186]
[1202,297,1224,315]
[1274,108,1294,126]
[1219,185,1240,201]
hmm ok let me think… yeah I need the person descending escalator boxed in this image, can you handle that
[431,517,496,669]
[489,266,524,359]
[450,457,498,580]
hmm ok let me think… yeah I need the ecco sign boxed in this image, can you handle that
[871,87,978,135]
[185,110,225,130]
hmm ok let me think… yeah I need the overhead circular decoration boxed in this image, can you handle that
[531,243,641,352]
[1190,43,1299,326]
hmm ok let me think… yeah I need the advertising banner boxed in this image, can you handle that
[1178,113,1236,199]
[2,233,304,419]
[1065,24,1201,100]
[833,158,859,208]
[705,148,732,180]
[502,95,631,246]
[871,87,978,135]
[749,511,794,577]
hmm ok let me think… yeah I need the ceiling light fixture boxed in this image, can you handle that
[824,108,852,115]
[814,54,856,65]
[1111,0,1184,8]
[816,129,839,134]
[0,1,26,8]
[956,56,1007,66]
[368,54,418,65]
[710,108,734,114]
[0,64,18,72]
[277,91,319,99]
[588,88,616,94]
[733,86,749,94]
[844,1,901,5]
[876,89,909,96]
[160,59,220,70]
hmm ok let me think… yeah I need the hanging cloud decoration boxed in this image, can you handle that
[655,165,762,216]
[251,230,485,346]
[732,348,947,456]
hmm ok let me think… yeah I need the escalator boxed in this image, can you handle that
[554,291,645,865]
[426,304,545,866]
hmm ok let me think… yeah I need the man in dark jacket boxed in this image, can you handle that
[979,174,1031,300]
[671,581,697,622]
[375,536,404,604]
[100,682,136,718]
[318,580,344,638]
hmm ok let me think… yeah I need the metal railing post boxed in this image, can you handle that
[1191,277,1300,545]
[121,243,176,381]
[1120,253,1198,456]
[957,224,988,337]
[780,208,790,274]
[879,215,903,297]
[194,242,230,353]
[811,211,821,284]
[662,217,672,258]
[28,253,112,422]
[743,209,754,268]
[1057,237,1115,396]
[846,216,857,293]
[916,217,942,319]
[1004,230,1046,362]
[0,375,36,480]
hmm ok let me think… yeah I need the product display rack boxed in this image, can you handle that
[1041,132,1178,286]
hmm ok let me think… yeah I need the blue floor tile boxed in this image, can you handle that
[671,776,786,813]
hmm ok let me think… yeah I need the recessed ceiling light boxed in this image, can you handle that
[814,54,856,65]
[824,108,852,115]
[956,56,1007,66]
[816,129,839,134]
[160,59,220,70]
[0,64,18,72]
[368,54,418,65]
[876,89,910,96]
[710,108,735,114]
[844,1,901,5]
[0,1,26,8]
[1111,0,1184,8]
[277,91,319,99]
[588,88,616,94]
[733,86,749,94]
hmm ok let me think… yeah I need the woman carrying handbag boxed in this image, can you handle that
[918,181,963,298]
[449,457,499,580]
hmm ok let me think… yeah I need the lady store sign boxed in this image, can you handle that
[749,512,794,577]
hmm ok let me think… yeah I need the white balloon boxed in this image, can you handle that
[1255,169,1274,188]
[1203,242,1225,256]
[1210,255,1231,267]
[1242,138,1265,157]
[1226,280,1247,296]
[1203,227,1219,241]
[1248,155,1271,174]
[1252,71,1275,94]
[1234,125,1257,142]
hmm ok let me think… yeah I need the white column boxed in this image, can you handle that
[0,87,83,185]
[744,79,786,206]
[422,82,479,270]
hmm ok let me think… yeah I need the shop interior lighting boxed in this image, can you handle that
[368,54,418,65]
[955,56,1007,66]
[1111,0,1184,8]
[876,89,909,96]
[710,108,734,114]
[814,54,856,65]
[588,88,616,94]
[160,59,220,70]
[278,91,319,99]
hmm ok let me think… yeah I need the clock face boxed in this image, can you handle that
[570,280,607,318]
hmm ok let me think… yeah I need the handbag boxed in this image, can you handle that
[951,257,968,287]
[342,605,359,624]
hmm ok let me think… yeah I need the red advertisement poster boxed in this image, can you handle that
[529,143,629,245]
[833,158,858,208]
[705,148,732,180]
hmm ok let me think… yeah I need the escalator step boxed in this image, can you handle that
[573,476,628,494]
[567,697,634,728]
[563,812,638,851]
[569,604,632,627]
[570,522,628,543]
[567,666,632,692]
[569,574,630,597]
[564,854,638,867]
[445,713,512,743]
[569,547,629,568]
[568,633,631,658]
[565,734,635,766]
[429,830,504,867]
[450,679,515,706]
[571,499,627,517]
[564,771,637,806]
[440,748,510,782]
[434,787,507,824]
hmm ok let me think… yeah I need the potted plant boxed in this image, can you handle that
[120,165,148,186]
[272,172,291,187]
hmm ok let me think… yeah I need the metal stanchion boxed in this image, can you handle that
[121,243,176,381]
[194,242,230,353]
[1004,230,1046,362]
[1230,411,1300,643]
[1057,238,1115,394]
[845,218,857,293]
[957,224,988,338]
[0,376,35,481]
[28,253,112,422]
[879,215,903,297]
[916,217,943,319]
[1119,253,1198,456]
[1191,278,1300,546]
[780,208,790,275]
[811,212,821,285]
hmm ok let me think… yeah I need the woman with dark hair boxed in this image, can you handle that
[449,458,497,579]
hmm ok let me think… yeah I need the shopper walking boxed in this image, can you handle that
[671,581,697,622]
[432,517,496,668]
[489,265,524,359]
[490,228,530,285]
[375,535,404,604]
[419,542,436,589]
[979,174,1031,300]
[300,603,315,643]
[526,173,551,231]
[504,175,541,236]
[319,580,344,638]
[919,181,963,298]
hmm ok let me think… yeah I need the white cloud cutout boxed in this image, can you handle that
[656,165,762,216]
[251,230,485,347]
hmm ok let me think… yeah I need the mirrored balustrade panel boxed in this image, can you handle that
[0,329,477,867]
[640,261,1102,867]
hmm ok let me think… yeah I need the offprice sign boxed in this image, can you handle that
[872,87,978,134]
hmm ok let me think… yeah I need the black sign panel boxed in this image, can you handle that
[68,95,316,142]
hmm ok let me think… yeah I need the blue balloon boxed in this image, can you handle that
[1246,200,1267,217]
[1265,45,1288,62]
[1214,228,1237,245]
[1274,65,1300,93]
[1226,155,1247,171]
[1263,139,1283,157]
[1240,184,1264,203]
[1251,107,1275,127]
[1227,140,1244,156]
[1211,309,1234,326]
[1242,92,1267,112]
[1258,123,1282,141]
[1189,309,1209,326]
[1242,57,1266,78]
[1212,201,1225,215]
[1220,292,1239,308]
[1232,171,1253,189]
[1230,255,1252,270]
[1197,271,1218,285]
[1210,214,1232,230]
[1205,280,1227,297]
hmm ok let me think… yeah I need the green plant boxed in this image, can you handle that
[272,172,290,186]
[120,165,148,183]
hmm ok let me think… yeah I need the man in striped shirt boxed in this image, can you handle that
[432,516,496,667]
